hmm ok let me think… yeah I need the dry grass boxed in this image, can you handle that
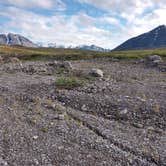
[0,45,166,61]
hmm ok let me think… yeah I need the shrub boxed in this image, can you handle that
[55,77,84,89]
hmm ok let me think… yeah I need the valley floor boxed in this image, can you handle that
[0,58,165,166]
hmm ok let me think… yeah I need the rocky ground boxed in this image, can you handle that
[0,58,165,166]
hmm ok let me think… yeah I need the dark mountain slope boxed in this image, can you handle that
[114,25,166,51]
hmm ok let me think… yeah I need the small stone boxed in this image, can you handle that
[33,135,38,140]
[111,58,119,62]
[63,61,73,70]
[116,108,128,120]
[52,102,66,111]
[58,146,64,150]
[0,157,8,166]
[58,114,65,120]
[54,60,59,65]
[147,126,155,131]
[87,154,92,158]
[40,68,47,73]
[133,123,143,128]
[33,159,39,165]
[120,108,128,115]
[137,97,146,102]
[81,105,88,111]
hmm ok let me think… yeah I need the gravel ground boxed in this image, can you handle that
[0,58,165,166]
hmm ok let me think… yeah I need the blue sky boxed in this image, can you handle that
[0,0,165,48]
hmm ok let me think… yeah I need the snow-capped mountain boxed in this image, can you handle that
[75,44,110,52]
[47,43,57,48]
[114,25,166,51]
[0,33,37,47]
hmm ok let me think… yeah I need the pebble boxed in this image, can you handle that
[33,135,39,140]
[133,123,143,128]
[81,104,88,111]
[0,157,8,166]
[58,114,65,120]
[120,108,128,115]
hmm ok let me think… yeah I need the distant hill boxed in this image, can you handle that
[114,25,166,51]
[0,33,37,47]
[75,45,110,52]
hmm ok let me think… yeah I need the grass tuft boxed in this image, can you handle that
[55,77,84,89]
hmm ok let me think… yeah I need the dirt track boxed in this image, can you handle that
[0,59,165,166]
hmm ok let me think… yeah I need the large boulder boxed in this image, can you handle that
[49,61,73,71]
[89,68,104,77]
[146,55,162,66]
[9,57,23,70]
[63,61,73,70]
[9,57,21,63]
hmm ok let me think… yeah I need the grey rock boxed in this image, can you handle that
[147,55,162,62]
[117,108,128,120]
[33,135,39,140]
[146,55,162,66]
[111,58,119,62]
[9,57,21,63]
[81,104,88,111]
[58,114,65,120]
[9,57,23,70]
[158,64,166,72]
[49,61,73,71]
[133,123,143,128]
[120,108,128,115]
[89,68,104,77]
[63,61,73,70]
[0,157,8,166]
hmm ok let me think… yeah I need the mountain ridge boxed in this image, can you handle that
[0,33,37,47]
[114,25,166,51]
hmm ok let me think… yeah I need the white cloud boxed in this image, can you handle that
[77,0,166,23]
[0,0,66,10]
[112,5,166,47]
[0,6,117,48]
[0,0,165,49]
[128,7,166,36]
[78,0,153,14]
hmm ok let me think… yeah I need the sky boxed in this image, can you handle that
[0,0,165,49]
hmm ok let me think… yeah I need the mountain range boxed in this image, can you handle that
[75,45,110,52]
[114,25,166,51]
[1,25,166,51]
[0,33,37,47]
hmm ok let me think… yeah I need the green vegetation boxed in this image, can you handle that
[55,77,84,89]
[0,45,166,60]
